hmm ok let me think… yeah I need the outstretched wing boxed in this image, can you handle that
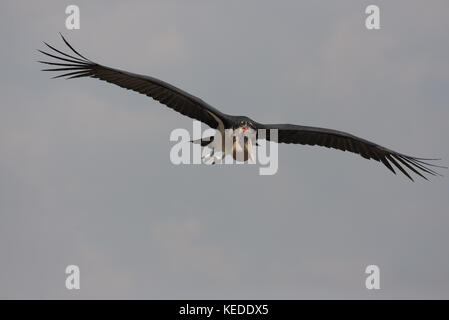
[38,34,229,129]
[257,123,445,181]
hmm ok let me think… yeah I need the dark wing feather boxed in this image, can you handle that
[38,34,229,129]
[257,123,445,181]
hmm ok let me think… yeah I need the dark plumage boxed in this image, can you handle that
[38,34,445,180]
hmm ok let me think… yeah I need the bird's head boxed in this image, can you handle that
[235,117,256,132]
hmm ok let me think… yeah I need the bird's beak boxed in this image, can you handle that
[242,126,248,132]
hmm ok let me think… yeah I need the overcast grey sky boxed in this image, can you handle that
[1,0,448,299]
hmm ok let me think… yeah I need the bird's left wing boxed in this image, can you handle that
[256,123,445,181]
[38,34,229,129]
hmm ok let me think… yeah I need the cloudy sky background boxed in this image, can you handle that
[0,0,448,299]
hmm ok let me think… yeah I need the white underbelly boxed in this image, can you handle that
[209,128,256,162]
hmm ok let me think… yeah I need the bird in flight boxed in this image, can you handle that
[38,34,444,181]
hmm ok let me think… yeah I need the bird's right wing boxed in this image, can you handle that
[38,34,229,129]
